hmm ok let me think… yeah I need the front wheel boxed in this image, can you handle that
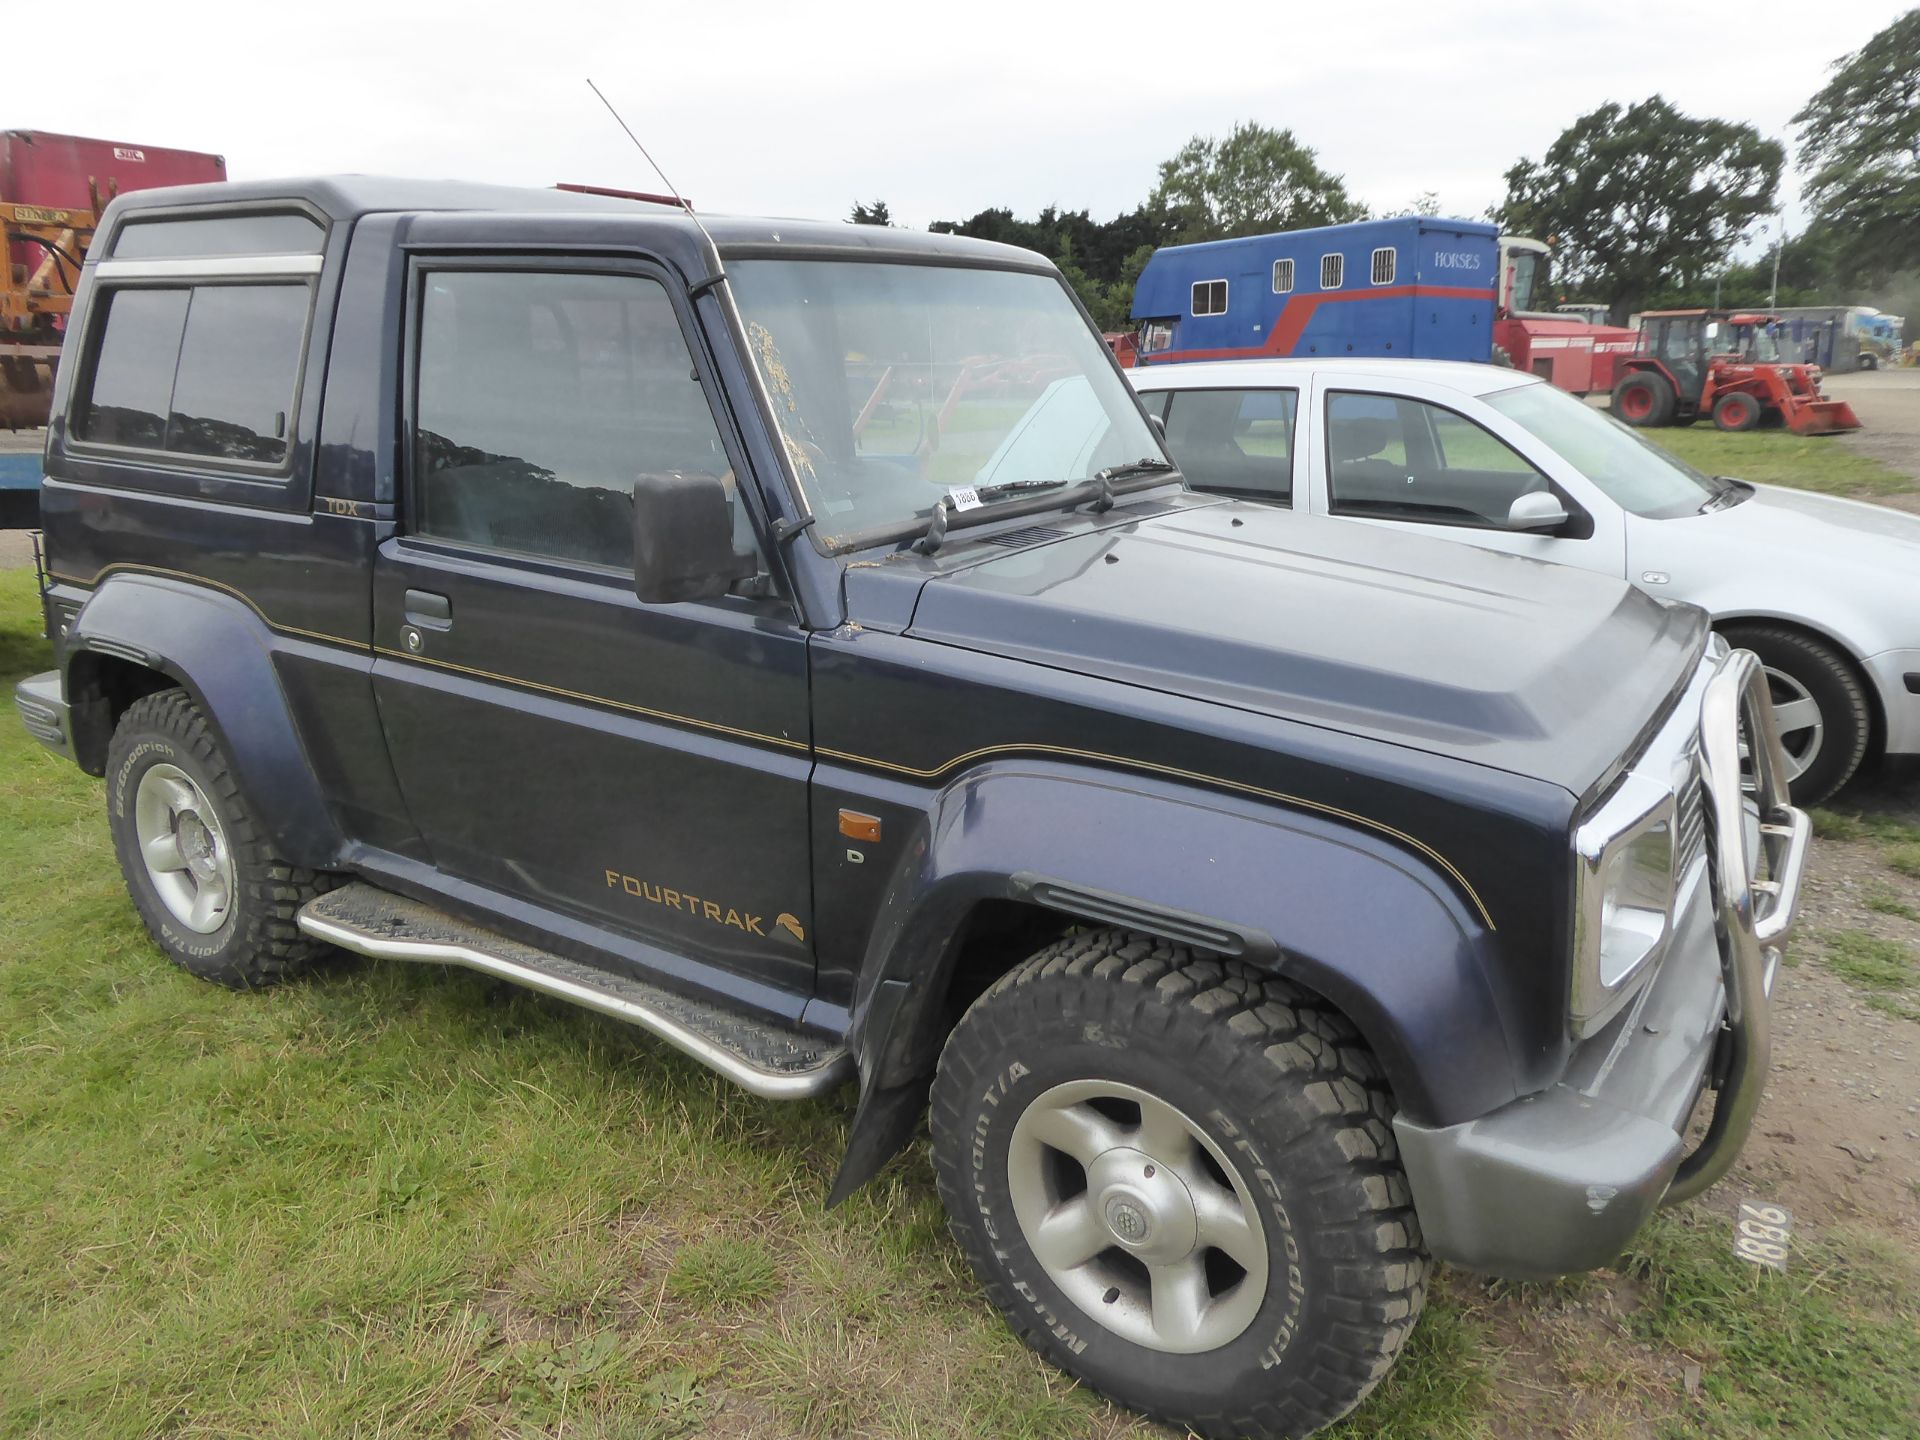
[1712,390,1761,431]
[1720,624,1872,805]
[931,931,1427,1440]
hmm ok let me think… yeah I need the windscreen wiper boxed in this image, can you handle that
[1094,457,1178,484]
[1698,476,1750,514]
[913,466,1174,555]
[914,480,1071,554]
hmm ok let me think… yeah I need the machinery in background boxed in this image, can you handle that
[1610,309,1863,435]
[1126,218,1639,395]
[2,130,227,431]
[1770,304,1905,372]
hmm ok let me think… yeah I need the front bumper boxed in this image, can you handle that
[14,670,72,762]
[1395,651,1809,1279]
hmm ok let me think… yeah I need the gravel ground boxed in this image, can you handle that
[0,528,37,570]
[1826,367,1920,497]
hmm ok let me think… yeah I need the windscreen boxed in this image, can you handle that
[726,259,1163,548]
[1485,381,1723,518]
[1507,250,1546,313]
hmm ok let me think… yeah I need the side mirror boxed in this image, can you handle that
[1507,490,1570,534]
[1147,411,1167,440]
[633,471,754,604]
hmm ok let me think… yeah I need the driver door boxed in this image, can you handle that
[370,255,819,997]
[1301,374,1624,575]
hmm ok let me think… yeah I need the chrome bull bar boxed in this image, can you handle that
[1665,649,1811,1204]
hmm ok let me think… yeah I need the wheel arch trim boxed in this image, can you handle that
[62,572,347,868]
[827,760,1527,1201]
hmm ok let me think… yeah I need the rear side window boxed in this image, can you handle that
[1371,247,1396,285]
[168,287,309,462]
[1271,258,1294,294]
[74,289,189,450]
[412,269,738,572]
[1161,387,1297,504]
[74,283,308,464]
[1320,254,1344,289]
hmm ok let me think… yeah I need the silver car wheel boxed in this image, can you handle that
[1007,1079,1270,1354]
[134,763,235,934]
[1761,665,1823,783]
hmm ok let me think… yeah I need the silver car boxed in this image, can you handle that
[1130,358,1920,804]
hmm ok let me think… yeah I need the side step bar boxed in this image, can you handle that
[297,883,852,1101]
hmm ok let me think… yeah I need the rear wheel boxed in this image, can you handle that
[1612,371,1674,426]
[1712,391,1762,431]
[931,930,1427,1440]
[106,688,337,988]
[1719,624,1872,805]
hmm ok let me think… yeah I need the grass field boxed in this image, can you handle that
[1642,426,1915,498]
[2,555,1917,1438]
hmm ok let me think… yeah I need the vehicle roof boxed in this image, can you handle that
[99,174,1052,270]
[1127,357,1544,396]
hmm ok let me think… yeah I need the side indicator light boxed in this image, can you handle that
[838,810,883,843]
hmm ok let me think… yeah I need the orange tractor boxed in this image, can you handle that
[1610,308,1863,435]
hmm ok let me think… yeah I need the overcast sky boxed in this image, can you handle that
[13,0,1910,241]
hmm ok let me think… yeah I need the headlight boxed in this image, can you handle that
[1572,772,1676,1037]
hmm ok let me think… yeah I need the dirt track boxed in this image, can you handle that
[1827,367,1920,488]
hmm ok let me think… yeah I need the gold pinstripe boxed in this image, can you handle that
[815,741,1497,929]
[51,565,1495,928]
[48,564,369,650]
[371,645,811,753]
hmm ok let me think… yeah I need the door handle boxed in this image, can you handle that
[403,589,452,629]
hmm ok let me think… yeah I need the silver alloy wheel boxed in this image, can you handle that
[1761,665,1823,783]
[1007,1079,1270,1354]
[134,763,235,934]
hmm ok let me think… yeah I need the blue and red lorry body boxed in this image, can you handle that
[1130,216,1500,367]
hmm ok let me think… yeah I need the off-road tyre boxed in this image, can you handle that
[1712,391,1761,432]
[106,688,337,988]
[931,930,1428,1440]
[1612,370,1675,426]
[1719,623,1872,806]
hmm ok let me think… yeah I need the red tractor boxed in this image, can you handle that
[1610,308,1863,435]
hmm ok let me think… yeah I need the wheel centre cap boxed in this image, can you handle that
[177,814,216,876]
[1085,1147,1199,1263]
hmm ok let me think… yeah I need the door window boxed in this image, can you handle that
[1325,391,1554,528]
[1161,388,1297,504]
[412,270,741,572]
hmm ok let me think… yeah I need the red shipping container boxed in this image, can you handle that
[3,129,227,276]
[0,128,227,210]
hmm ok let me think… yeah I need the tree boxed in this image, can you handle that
[1148,122,1365,243]
[1498,96,1782,319]
[1794,10,1920,284]
[1404,190,1443,218]
[849,200,892,226]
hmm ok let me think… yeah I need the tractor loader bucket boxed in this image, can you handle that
[1782,397,1862,437]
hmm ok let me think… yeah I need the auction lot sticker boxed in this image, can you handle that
[1733,1199,1793,1271]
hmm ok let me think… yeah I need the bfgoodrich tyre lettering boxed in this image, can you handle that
[931,930,1428,1440]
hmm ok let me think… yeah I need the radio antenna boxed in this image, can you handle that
[585,77,723,278]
